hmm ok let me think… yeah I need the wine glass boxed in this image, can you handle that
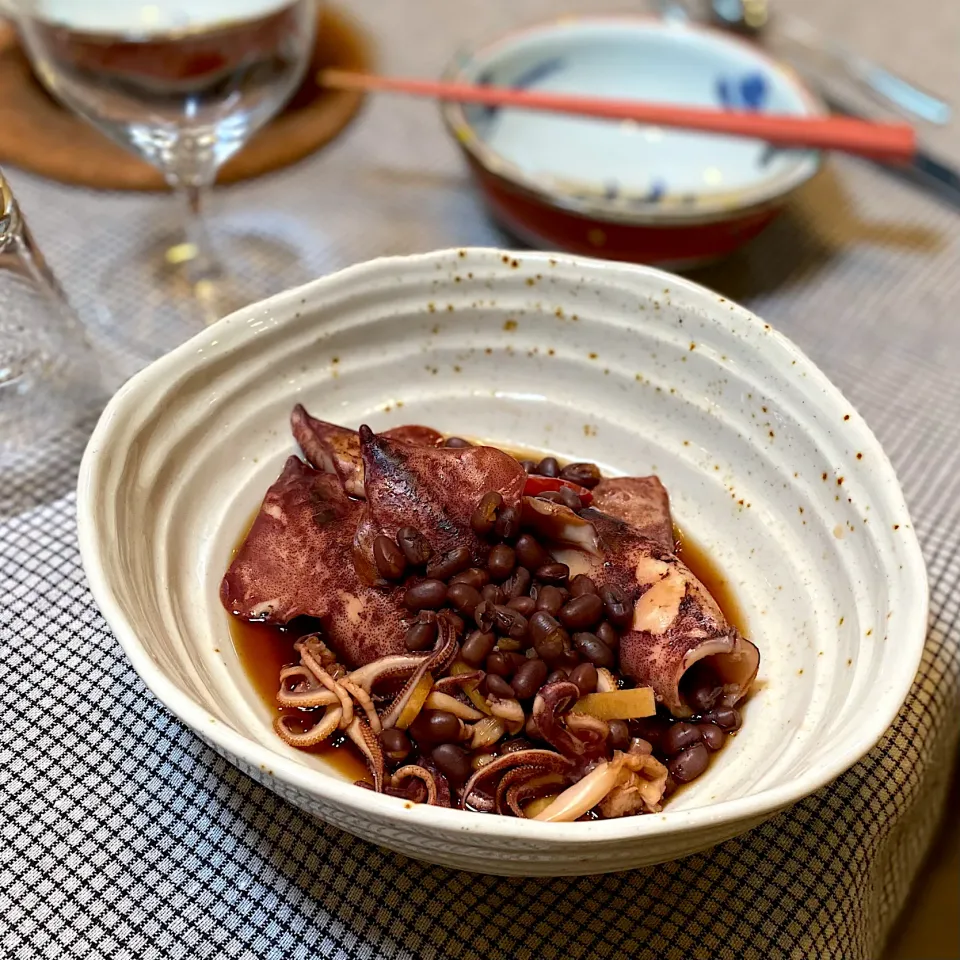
[0,168,105,514]
[11,0,317,361]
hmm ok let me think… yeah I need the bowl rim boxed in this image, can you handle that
[77,247,928,848]
[440,15,824,226]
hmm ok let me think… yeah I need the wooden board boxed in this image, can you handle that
[0,5,371,190]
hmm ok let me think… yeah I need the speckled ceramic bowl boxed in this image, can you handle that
[77,249,926,876]
[442,18,822,268]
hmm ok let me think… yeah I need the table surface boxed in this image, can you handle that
[3,1,960,958]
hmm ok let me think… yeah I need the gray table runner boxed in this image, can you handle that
[3,1,959,957]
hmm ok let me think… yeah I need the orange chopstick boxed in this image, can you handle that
[320,68,917,164]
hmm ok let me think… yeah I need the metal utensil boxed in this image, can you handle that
[709,0,950,125]
[822,94,960,209]
[699,0,960,208]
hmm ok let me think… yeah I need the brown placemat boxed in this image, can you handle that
[0,5,371,190]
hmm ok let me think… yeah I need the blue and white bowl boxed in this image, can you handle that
[442,17,822,268]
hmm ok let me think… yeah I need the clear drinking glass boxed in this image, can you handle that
[11,0,317,360]
[0,169,104,514]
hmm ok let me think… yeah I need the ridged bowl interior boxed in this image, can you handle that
[445,18,821,218]
[78,249,926,876]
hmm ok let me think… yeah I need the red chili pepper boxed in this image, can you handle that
[523,475,593,506]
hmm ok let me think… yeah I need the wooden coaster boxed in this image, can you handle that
[0,6,372,190]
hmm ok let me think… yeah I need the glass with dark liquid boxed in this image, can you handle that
[12,1,316,362]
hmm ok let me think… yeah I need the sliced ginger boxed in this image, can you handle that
[394,672,434,729]
[571,687,655,721]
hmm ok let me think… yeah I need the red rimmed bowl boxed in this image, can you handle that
[441,17,822,269]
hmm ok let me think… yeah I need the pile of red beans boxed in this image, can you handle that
[368,446,739,796]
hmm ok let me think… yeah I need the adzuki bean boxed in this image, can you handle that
[493,605,529,640]
[704,706,742,732]
[632,717,668,749]
[683,661,723,713]
[410,709,460,745]
[403,579,448,611]
[396,526,432,566]
[485,652,514,677]
[569,574,598,597]
[557,486,582,511]
[698,723,726,751]
[569,662,598,696]
[470,491,503,536]
[557,648,582,671]
[447,582,481,616]
[460,630,495,667]
[530,614,568,665]
[432,744,471,783]
[486,544,516,581]
[450,567,490,590]
[596,621,619,650]
[473,600,496,632]
[404,619,437,651]
[535,562,569,586]
[559,594,604,630]
[559,462,602,489]
[687,683,722,714]
[545,669,568,685]
[380,728,412,763]
[573,632,615,668]
[501,566,532,600]
[530,611,561,645]
[669,742,709,783]
[536,457,560,478]
[535,585,565,617]
[519,459,538,474]
[608,719,630,750]
[661,722,702,757]
[505,652,528,673]
[511,659,548,699]
[373,535,407,580]
[494,505,520,541]
[515,534,551,571]
[427,546,471,580]
[481,584,504,605]
[483,674,516,699]
[444,436,472,448]
[506,596,536,617]
[600,584,632,629]
[536,638,570,667]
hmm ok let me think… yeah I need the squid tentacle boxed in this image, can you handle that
[459,749,572,811]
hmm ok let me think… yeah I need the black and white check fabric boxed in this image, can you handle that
[3,1,960,957]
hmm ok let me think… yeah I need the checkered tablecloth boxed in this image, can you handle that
[3,1,960,957]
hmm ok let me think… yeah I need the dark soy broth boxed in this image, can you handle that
[674,527,746,636]
[230,615,369,781]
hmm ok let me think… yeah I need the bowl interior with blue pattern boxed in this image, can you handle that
[446,17,821,219]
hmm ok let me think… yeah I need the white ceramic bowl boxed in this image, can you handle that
[442,18,822,267]
[77,249,926,876]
